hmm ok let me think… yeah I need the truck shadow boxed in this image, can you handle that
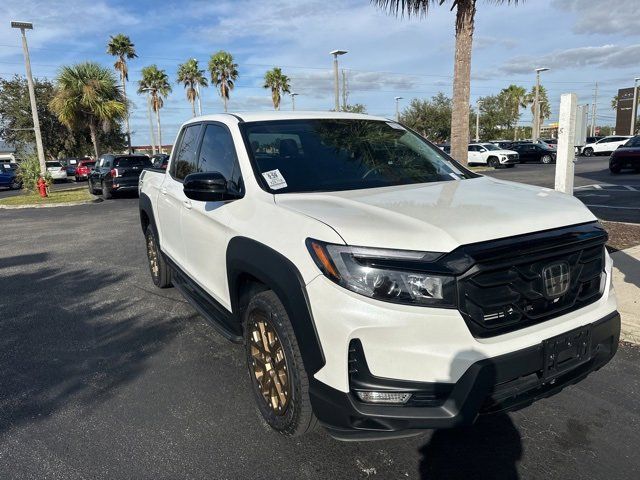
[417,350,523,479]
[0,255,184,435]
[418,413,522,479]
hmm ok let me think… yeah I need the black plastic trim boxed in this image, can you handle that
[165,255,242,342]
[226,236,325,376]
[310,311,620,440]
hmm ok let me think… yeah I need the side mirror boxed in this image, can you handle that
[183,171,239,202]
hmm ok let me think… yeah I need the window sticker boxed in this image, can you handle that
[262,169,288,190]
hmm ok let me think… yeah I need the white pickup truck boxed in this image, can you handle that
[139,112,619,440]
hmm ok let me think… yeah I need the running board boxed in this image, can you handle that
[166,257,243,343]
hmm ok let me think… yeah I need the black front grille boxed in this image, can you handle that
[455,226,607,338]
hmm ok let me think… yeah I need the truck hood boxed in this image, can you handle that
[275,176,596,253]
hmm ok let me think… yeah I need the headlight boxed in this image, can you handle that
[306,239,455,307]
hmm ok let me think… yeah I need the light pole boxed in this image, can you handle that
[475,99,482,142]
[394,96,403,121]
[140,87,157,155]
[630,77,640,135]
[330,50,347,111]
[193,59,203,116]
[11,21,46,175]
[291,92,299,111]
[533,67,549,141]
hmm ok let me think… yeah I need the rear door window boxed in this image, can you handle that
[171,125,202,180]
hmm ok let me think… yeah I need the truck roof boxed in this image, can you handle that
[182,111,390,125]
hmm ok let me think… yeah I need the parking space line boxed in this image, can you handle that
[624,185,638,191]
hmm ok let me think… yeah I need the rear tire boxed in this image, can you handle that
[610,166,621,174]
[541,154,553,164]
[9,179,21,190]
[244,291,318,437]
[88,180,99,195]
[145,225,171,288]
[101,181,112,200]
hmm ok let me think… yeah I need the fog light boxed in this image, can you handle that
[355,391,412,404]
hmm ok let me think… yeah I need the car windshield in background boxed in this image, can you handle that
[46,162,62,168]
[482,144,501,151]
[242,119,473,193]
[624,136,640,147]
[114,156,151,168]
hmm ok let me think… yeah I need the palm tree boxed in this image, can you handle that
[501,84,527,140]
[138,65,172,152]
[208,50,238,112]
[177,59,208,117]
[372,0,520,165]
[107,34,137,153]
[525,84,551,130]
[50,62,126,159]
[263,67,291,110]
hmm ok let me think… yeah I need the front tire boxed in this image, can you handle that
[610,166,621,174]
[88,179,99,195]
[244,291,317,437]
[488,157,500,169]
[145,225,171,288]
[583,147,594,157]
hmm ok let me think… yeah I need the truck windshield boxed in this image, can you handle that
[242,119,474,193]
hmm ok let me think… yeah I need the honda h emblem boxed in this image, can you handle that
[542,262,570,298]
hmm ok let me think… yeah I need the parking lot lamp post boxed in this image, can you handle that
[11,21,46,175]
[140,87,156,155]
[395,96,403,122]
[330,50,347,111]
[630,77,640,135]
[533,67,550,141]
[475,99,482,142]
[291,92,299,111]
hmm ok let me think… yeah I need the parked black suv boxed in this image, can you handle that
[88,154,151,199]
[508,142,556,164]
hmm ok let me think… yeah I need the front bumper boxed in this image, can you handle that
[311,311,620,440]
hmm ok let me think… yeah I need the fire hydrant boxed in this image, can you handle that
[37,176,48,198]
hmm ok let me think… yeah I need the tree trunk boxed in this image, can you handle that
[222,84,228,112]
[191,98,196,117]
[155,106,162,153]
[449,0,476,166]
[89,119,100,160]
[122,71,132,154]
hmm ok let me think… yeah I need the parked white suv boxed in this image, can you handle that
[139,112,619,440]
[581,136,632,157]
[467,143,519,168]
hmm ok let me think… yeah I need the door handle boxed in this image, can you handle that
[160,187,167,195]
[183,199,192,210]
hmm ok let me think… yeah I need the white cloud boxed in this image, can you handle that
[552,0,640,36]
[501,44,640,74]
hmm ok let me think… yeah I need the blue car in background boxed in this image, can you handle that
[0,163,22,190]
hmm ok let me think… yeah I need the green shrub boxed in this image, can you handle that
[16,156,52,192]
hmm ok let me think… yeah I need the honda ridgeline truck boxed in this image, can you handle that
[138,112,619,440]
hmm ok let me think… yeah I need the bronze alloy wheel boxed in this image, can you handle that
[248,312,290,414]
[146,233,159,280]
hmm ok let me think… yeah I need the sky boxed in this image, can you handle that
[1,0,639,145]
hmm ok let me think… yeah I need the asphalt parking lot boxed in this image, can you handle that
[1,196,640,479]
[483,155,640,224]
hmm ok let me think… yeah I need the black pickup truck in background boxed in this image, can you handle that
[88,154,152,199]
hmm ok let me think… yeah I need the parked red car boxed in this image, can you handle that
[75,158,96,181]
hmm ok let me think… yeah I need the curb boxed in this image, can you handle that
[0,198,102,210]
[611,245,640,346]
